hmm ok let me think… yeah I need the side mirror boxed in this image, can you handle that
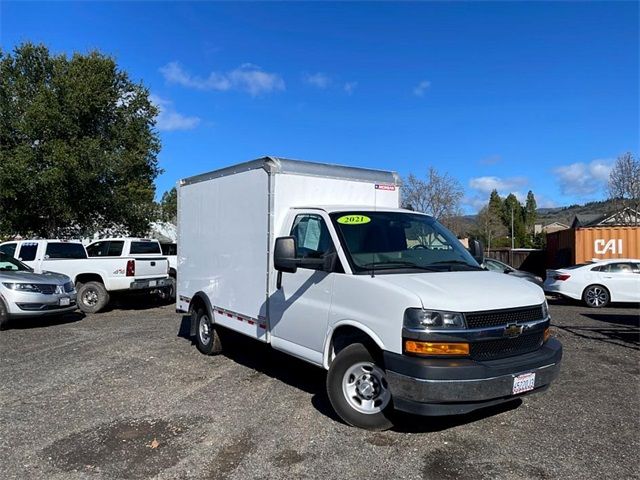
[274,236,298,273]
[469,239,484,265]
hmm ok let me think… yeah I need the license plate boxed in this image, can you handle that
[59,297,70,306]
[149,280,157,287]
[512,372,536,395]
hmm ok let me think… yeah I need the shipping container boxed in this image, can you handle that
[546,226,640,268]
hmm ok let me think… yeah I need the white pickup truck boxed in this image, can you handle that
[0,239,171,313]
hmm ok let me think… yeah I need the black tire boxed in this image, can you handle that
[195,307,222,355]
[167,277,176,301]
[327,343,394,431]
[77,281,110,313]
[583,284,610,308]
[0,299,9,330]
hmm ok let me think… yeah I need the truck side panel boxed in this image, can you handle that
[178,168,269,341]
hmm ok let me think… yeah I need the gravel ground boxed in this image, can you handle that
[0,296,638,480]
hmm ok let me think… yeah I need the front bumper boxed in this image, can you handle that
[384,338,563,416]
[129,277,172,290]
[6,292,77,317]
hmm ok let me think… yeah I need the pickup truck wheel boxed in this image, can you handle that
[0,300,8,330]
[583,284,610,308]
[77,281,110,313]
[195,308,222,355]
[327,343,394,431]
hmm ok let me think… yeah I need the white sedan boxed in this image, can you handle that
[544,259,640,308]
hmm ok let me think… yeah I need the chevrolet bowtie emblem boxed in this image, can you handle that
[504,323,524,338]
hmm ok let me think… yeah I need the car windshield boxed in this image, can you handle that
[0,252,32,272]
[329,211,481,273]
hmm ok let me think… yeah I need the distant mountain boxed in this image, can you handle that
[535,199,618,226]
[457,199,618,232]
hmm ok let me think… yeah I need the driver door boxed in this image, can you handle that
[269,212,340,365]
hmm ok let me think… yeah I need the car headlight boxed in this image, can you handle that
[2,282,42,293]
[404,308,466,330]
[541,300,549,319]
[63,281,75,293]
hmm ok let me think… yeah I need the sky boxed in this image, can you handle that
[2,1,638,213]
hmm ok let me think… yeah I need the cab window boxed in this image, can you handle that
[130,241,161,254]
[0,243,17,257]
[18,243,38,261]
[45,242,87,259]
[290,214,340,271]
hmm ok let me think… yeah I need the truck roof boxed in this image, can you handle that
[180,156,400,187]
[292,205,426,215]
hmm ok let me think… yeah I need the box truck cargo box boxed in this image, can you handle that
[178,157,562,430]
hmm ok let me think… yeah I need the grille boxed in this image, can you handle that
[465,305,544,329]
[37,284,57,294]
[470,331,544,361]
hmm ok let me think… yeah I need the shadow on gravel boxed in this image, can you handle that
[5,311,85,330]
[556,311,640,350]
[102,293,174,313]
[392,399,522,433]
[176,318,523,430]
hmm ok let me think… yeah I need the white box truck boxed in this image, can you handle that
[178,157,562,430]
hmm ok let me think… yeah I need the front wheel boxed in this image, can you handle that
[76,281,110,313]
[583,284,610,308]
[327,343,394,431]
[0,300,9,330]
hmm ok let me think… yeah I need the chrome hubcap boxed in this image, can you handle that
[586,287,607,306]
[342,362,390,414]
[83,289,98,306]
[199,316,211,345]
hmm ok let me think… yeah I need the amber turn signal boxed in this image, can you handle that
[544,328,551,342]
[405,340,469,356]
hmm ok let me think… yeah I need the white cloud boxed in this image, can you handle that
[468,176,529,194]
[160,61,285,96]
[413,80,431,97]
[151,95,201,132]
[344,81,358,95]
[304,72,331,89]
[553,159,613,197]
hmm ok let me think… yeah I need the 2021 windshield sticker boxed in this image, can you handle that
[337,215,371,225]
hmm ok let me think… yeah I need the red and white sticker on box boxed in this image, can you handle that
[375,184,396,191]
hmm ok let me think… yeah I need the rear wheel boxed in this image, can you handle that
[77,281,110,313]
[583,284,610,308]
[327,343,394,431]
[195,307,222,355]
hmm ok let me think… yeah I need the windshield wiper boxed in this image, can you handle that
[429,260,484,271]
[359,261,440,272]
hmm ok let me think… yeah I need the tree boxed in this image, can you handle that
[524,190,537,246]
[608,152,639,225]
[502,194,526,248]
[160,187,177,223]
[402,167,463,226]
[475,190,507,251]
[0,43,161,238]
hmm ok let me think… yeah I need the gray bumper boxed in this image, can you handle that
[384,338,562,416]
[129,277,172,290]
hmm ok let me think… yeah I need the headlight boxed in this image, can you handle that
[63,281,75,293]
[2,282,42,293]
[404,308,466,330]
[541,300,549,319]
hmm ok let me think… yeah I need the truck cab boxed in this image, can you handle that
[178,157,562,430]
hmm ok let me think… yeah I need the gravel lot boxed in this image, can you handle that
[1,297,638,480]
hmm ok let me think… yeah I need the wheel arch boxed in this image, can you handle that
[74,272,105,286]
[188,292,214,336]
[323,321,386,370]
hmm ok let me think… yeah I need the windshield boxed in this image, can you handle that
[330,211,481,273]
[0,252,32,272]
